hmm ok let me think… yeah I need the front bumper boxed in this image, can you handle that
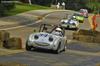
[61,24,77,29]
[27,41,54,50]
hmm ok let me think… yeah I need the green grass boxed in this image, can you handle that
[86,2,100,13]
[7,3,50,16]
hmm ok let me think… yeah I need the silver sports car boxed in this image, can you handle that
[61,17,79,30]
[26,24,67,53]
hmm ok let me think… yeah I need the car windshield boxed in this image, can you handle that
[40,24,56,33]
[45,26,55,33]
[74,13,83,17]
[39,24,64,36]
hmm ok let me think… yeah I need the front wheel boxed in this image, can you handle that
[26,41,32,51]
[74,28,78,31]
[54,42,61,54]
[63,45,66,51]
[79,20,83,23]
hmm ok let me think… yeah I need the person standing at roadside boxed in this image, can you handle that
[56,2,60,9]
[92,14,97,31]
[62,2,65,9]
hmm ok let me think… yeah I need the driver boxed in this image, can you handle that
[52,28,63,36]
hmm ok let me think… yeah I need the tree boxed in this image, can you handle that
[0,0,16,17]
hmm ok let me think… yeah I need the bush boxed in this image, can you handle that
[65,2,81,11]
[0,0,16,17]
[0,4,7,17]
[32,0,52,7]
[1,0,15,10]
[86,2,100,13]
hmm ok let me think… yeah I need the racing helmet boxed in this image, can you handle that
[55,28,62,32]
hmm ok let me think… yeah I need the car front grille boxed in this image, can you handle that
[34,42,50,46]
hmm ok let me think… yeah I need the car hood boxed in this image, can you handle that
[61,19,78,25]
[29,32,61,44]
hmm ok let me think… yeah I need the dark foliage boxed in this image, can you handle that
[0,0,15,17]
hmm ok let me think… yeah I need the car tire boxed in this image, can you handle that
[86,16,88,18]
[79,20,83,23]
[63,46,66,51]
[63,40,67,51]
[67,25,70,28]
[54,42,61,54]
[26,41,32,51]
[74,28,78,31]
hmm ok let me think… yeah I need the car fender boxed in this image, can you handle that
[52,37,62,50]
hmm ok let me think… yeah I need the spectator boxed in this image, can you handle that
[62,2,65,9]
[56,2,60,9]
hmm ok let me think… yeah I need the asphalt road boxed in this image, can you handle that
[0,50,100,66]
[0,11,100,66]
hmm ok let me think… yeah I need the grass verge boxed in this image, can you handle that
[7,3,50,16]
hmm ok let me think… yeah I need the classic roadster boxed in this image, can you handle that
[26,24,67,53]
[61,17,79,30]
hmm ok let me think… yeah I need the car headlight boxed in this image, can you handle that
[34,35,39,40]
[49,37,53,42]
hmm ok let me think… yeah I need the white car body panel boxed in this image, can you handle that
[27,32,66,51]
[61,19,79,29]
